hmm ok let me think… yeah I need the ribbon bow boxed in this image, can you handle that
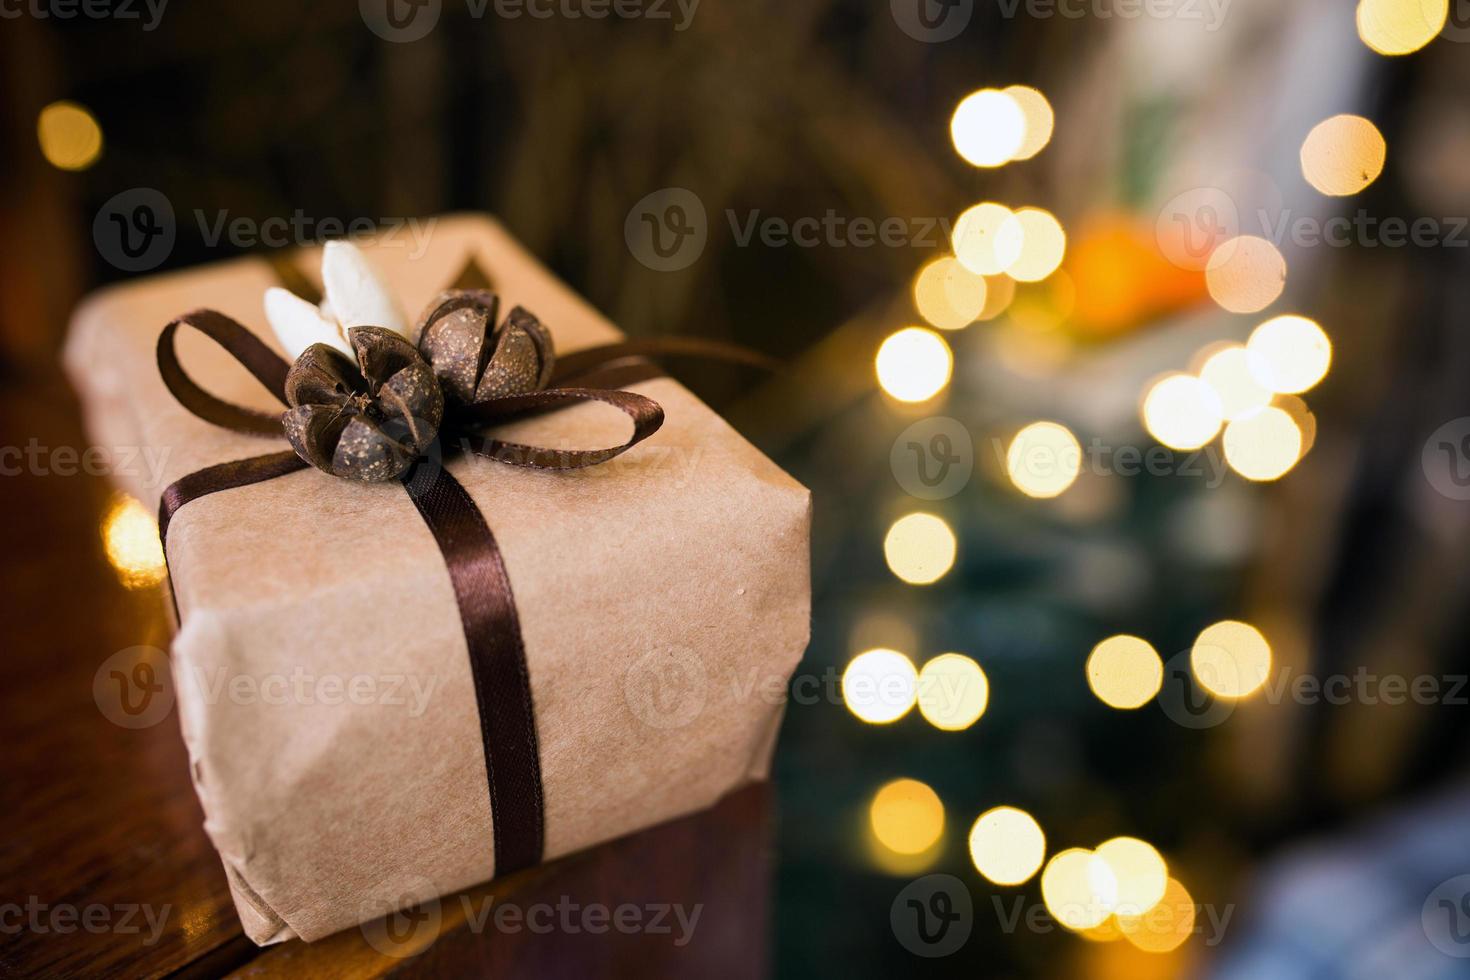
[153,256,770,877]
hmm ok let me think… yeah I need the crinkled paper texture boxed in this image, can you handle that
[63,215,811,944]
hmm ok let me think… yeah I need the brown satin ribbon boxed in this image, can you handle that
[152,257,764,878]
[400,457,544,872]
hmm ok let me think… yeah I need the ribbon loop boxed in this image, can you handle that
[551,336,779,387]
[455,387,665,470]
[157,309,293,437]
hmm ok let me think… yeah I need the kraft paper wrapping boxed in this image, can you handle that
[62,215,811,944]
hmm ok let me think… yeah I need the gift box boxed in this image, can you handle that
[63,214,810,944]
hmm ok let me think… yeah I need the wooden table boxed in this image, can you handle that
[0,374,771,979]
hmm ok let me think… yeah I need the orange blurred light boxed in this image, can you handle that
[1067,215,1206,336]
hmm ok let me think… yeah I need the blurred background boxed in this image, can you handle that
[5,0,1470,976]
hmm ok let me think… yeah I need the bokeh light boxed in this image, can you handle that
[876,327,953,402]
[1199,345,1273,421]
[1086,636,1163,710]
[1005,273,1076,338]
[1116,877,1197,953]
[1247,314,1332,394]
[917,653,989,731]
[884,512,957,585]
[950,89,1026,167]
[37,101,103,171]
[1095,838,1169,915]
[1356,0,1447,55]
[1080,917,1126,944]
[998,208,1067,283]
[1223,406,1304,481]
[1300,114,1387,196]
[913,256,988,331]
[1007,421,1082,499]
[1274,394,1319,455]
[1141,374,1223,451]
[1041,849,1119,931]
[869,778,945,855]
[977,274,1018,321]
[102,495,166,589]
[1205,236,1287,314]
[969,807,1047,885]
[1005,85,1054,161]
[1191,620,1272,699]
[1069,214,1209,334]
[843,648,919,724]
[953,202,1021,275]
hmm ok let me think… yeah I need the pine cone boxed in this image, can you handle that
[282,326,444,483]
[414,291,554,409]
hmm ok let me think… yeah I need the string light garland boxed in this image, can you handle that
[865,0,1418,940]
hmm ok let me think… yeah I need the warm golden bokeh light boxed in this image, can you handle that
[102,495,167,589]
[1247,314,1332,394]
[1095,838,1169,915]
[1223,406,1304,481]
[1274,394,1319,455]
[913,256,988,331]
[1041,849,1119,931]
[37,101,103,171]
[1117,877,1197,953]
[1081,917,1126,943]
[1300,114,1387,197]
[977,273,1018,321]
[1005,85,1054,161]
[1199,345,1273,422]
[953,202,1020,275]
[875,327,953,402]
[865,833,943,876]
[917,653,989,731]
[950,89,1026,167]
[1006,421,1082,499]
[1356,0,1447,55]
[884,512,958,585]
[1191,620,1272,699]
[869,778,945,855]
[969,806,1047,886]
[998,208,1067,283]
[1005,293,1061,337]
[1068,214,1209,335]
[1205,236,1287,314]
[1086,636,1163,710]
[843,648,919,724]
[1141,374,1223,451]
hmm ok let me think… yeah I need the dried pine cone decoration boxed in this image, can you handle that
[415,291,553,408]
[282,327,444,483]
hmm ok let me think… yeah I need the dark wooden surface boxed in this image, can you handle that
[0,374,772,980]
